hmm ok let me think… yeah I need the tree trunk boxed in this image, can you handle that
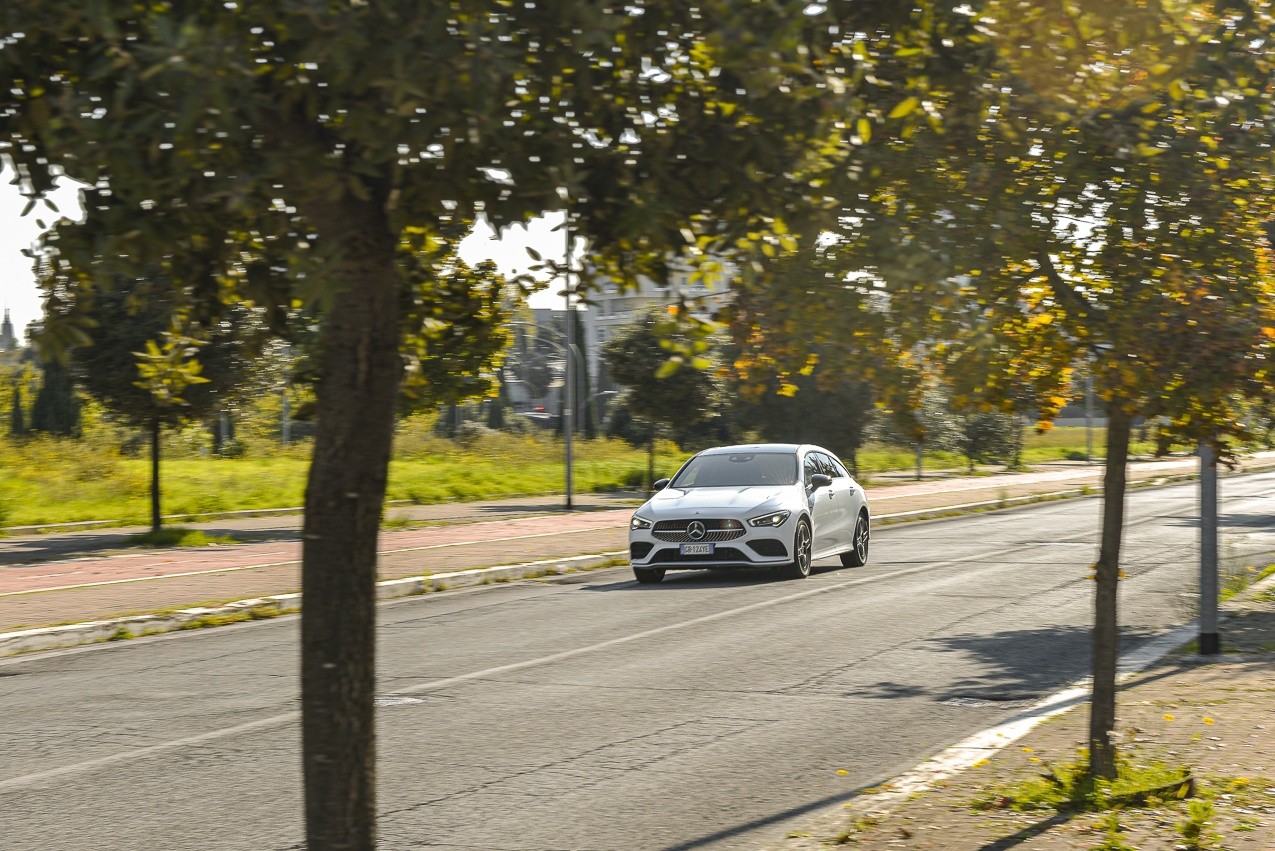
[298,194,403,851]
[1089,401,1132,781]
[149,417,162,533]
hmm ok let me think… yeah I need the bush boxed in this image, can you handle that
[454,422,495,447]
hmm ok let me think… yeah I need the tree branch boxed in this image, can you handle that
[1034,248,1105,334]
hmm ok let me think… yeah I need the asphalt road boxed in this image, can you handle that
[2,472,1273,850]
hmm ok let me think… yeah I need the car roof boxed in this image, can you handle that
[695,443,830,456]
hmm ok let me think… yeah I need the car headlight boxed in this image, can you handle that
[631,515,653,530]
[748,510,791,528]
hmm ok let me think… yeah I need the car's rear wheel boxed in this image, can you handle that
[633,566,666,584]
[778,518,813,580]
[840,512,870,568]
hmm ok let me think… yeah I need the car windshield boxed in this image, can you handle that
[670,452,798,488]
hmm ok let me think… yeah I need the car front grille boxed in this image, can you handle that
[652,519,745,543]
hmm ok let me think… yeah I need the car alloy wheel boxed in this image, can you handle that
[840,513,870,568]
[780,518,812,580]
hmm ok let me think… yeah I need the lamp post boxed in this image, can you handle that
[562,212,574,510]
[504,320,583,511]
[1199,442,1220,655]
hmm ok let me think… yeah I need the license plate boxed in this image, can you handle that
[680,543,714,556]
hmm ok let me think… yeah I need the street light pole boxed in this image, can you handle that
[562,211,574,511]
[1199,442,1220,655]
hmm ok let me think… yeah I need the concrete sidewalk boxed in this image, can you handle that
[2,452,1272,647]
[771,576,1275,851]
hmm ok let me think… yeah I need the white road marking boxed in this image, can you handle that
[0,545,1027,791]
[3,475,1270,791]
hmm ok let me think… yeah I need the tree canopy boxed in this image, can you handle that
[2,4,952,846]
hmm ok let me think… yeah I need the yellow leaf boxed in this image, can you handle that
[857,117,872,143]
[889,96,919,119]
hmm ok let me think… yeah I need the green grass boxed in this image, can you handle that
[0,423,1251,529]
[846,427,1161,478]
[0,429,684,528]
[126,527,241,548]
[1220,563,1275,603]
[970,750,1194,814]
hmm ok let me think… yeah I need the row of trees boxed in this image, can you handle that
[600,307,1031,481]
[5,1,1275,846]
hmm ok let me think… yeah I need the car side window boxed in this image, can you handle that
[802,454,820,487]
[817,452,847,479]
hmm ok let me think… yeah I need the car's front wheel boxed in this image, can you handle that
[778,518,813,580]
[840,512,870,568]
[633,566,666,584]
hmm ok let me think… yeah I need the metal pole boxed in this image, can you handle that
[1085,371,1094,464]
[1199,442,1220,655]
[281,387,291,447]
[563,213,574,510]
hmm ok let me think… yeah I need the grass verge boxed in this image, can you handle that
[126,527,241,548]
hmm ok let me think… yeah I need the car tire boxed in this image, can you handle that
[840,512,870,568]
[633,566,666,584]
[778,518,813,580]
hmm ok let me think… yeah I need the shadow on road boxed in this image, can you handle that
[577,566,809,591]
[853,625,1160,704]
[1164,512,1275,530]
[653,781,882,851]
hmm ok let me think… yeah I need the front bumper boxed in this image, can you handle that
[629,516,794,569]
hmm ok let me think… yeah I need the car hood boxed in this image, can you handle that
[639,485,795,519]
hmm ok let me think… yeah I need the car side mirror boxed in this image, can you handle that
[810,473,833,490]
[652,478,671,491]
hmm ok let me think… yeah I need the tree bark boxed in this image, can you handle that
[1089,401,1131,781]
[298,192,403,851]
[150,417,162,533]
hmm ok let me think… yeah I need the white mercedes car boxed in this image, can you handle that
[628,443,870,584]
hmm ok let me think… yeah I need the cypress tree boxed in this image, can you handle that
[29,359,81,436]
[8,381,26,437]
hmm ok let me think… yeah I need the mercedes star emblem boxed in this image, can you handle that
[687,521,707,541]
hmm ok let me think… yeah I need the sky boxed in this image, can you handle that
[0,163,569,342]
[0,164,84,340]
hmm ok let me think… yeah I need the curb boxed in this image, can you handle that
[3,463,1271,658]
[0,551,626,657]
[766,569,1275,849]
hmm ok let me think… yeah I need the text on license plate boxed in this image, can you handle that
[680,543,714,556]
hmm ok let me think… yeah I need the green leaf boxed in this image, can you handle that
[654,357,683,379]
